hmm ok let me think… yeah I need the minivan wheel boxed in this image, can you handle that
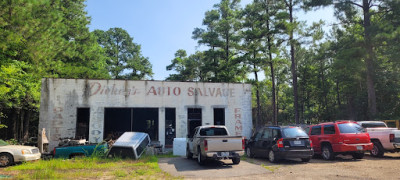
[268,150,278,163]
[352,152,364,159]
[246,147,254,158]
[322,145,334,160]
[370,141,384,157]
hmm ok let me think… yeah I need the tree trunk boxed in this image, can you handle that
[288,0,300,124]
[11,110,18,140]
[362,0,377,118]
[23,109,31,142]
[266,0,277,125]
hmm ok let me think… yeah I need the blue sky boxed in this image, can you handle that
[85,0,335,80]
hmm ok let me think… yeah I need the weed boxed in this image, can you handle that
[113,170,128,177]
[261,164,280,172]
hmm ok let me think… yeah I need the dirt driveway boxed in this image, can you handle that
[158,153,400,180]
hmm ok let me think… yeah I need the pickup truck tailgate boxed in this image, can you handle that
[205,137,243,152]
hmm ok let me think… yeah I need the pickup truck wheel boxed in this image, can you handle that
[268,150,278,163]
[0,153,13,167]
[197,148,205,165]
[246,147,254,158]
[232,157,240,165]
[352,152,364,159]
[322,145,334,160]
[370,141,384,157]
[186,146,193,159]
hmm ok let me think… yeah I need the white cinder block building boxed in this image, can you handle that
[39,78,252,151]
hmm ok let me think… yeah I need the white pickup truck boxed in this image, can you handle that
[186,125,245,165]
[357,121,400,157]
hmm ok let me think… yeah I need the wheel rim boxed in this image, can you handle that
[322,147,330,159]
[371,145,378,155]
[0,155,9,166]
[246,148,251,157]
[269,151,274,162]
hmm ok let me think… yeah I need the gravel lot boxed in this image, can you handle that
[159,153,400,180]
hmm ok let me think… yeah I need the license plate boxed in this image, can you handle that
[357,146,363,150]
[221,152,229,157]
[294,140,301,145]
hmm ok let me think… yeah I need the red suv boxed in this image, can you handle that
[308,121,373,160]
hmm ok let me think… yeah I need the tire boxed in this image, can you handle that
[370,141,384,157]
[186,146,193,159]
[352,152,365,159]
[246,147,254,158]
[232,157,240,165]
[322,145,335,160]
[301,157,311,162]
[0,153,14,167]
[268,150,278,163]
[197,147,205,165]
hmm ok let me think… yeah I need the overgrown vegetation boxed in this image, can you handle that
[2,155,179,179]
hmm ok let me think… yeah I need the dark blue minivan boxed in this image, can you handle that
[246,126,314,163]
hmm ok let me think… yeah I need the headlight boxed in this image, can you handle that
[21,149,31,155]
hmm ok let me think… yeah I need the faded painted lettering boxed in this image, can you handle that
[234,108,242,136]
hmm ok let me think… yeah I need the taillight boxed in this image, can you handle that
[204,140,208,151]
[242,138,245,150]
[310,140,313,147]
[53,148,56,155]
[277,138,284,148]
[390,134,395,142]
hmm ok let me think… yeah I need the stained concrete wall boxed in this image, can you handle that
[39,78,252,151]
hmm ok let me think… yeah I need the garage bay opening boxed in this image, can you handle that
[104,108,159,141]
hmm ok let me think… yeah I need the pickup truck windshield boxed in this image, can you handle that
[282,128,308,138]
[361,122,386,128]
[199,128,228,136]
[338,123,365,133]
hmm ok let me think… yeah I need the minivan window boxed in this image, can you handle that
[324,125,336,134]
[338,123,365,133]
[311,126,321,135]
[282,127,308,138]
[262,128,271,139]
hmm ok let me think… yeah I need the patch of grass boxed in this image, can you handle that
[4,155,178,179]
[113,169,128,177]
[261,164,280,172]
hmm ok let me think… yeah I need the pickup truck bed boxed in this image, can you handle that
[53,143,108,159]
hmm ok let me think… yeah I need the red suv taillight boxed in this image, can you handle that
[390,134,395,142]
[277,138,284,148]
[242,137,245,150]
[204,140,208,151]
[310,140,313,147]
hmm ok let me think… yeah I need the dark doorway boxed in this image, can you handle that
[104,108,131,140]
[214,108,225,125]
[187,108,202,138]
[132,108,158,141]
[76,108,90,140]
[104,108,158,141]
[165,108,176,148]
